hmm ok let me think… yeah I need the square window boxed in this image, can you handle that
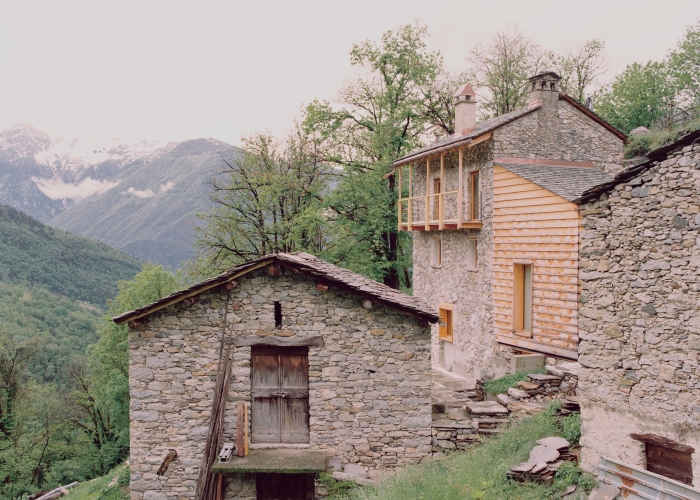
[466,239,477,271]
[431,238,442,267]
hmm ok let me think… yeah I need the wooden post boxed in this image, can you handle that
[439,153,445,230]
[397,164,402,231]
[244,403,249,456]
[237,401,245,457]
[408,162,413,230]
[458,148,463,228]
[425,157,430,230]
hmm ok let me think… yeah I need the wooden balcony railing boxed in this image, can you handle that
[398,193,481,231]
[396,146,484,232]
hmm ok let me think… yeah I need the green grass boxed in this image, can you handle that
[624,119,700,158]
[482,369,544,395]
[336,404,594,500]
[62,462,129,500]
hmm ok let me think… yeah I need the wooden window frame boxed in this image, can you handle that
[513,263,533,337]
[431,237,442,267]
[438,302,453,342]
[466,239,478,271]
[469,170,480,221]
[432,177,442,221]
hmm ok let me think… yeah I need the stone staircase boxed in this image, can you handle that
[430,364,581,451]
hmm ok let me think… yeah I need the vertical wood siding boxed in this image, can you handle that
[492,166,580,359]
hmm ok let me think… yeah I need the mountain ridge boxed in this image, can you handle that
[0,124,238,267]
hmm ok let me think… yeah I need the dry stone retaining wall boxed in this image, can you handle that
[128,269,432,500]
[577,142,700,484]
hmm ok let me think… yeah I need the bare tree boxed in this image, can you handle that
[550,39,608,103]
[466,25,548,118]
[196,125,333,272]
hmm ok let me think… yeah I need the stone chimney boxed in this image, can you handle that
[528,72,560,109]
[454,83,477,135]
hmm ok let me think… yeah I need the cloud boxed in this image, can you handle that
[33,176,119,201]
[121,187,155,198]
[159,181,174,193]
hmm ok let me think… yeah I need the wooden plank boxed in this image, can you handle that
[646,444,693,485]
[251,347,281,444]
[494,227,579,236]
[494,242,579,252]
[493,177,532,188]
[496,195,576,209]
[439,153,445,230]
[425,157,430,230]
[495,183,549,195]
[237,401,246,457]
[457,148,463,226]
[236,336,324,348]
[469,131,492,147]
[495,335,578,359]
[494,203,577,216]
[494,190,570,203]
[493,250,578,260]
[493,235,579,244]
[280,348,309,444]
[493,212,581,223]
[630,434,695,453]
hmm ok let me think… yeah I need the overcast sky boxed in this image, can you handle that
[1,1,699,146]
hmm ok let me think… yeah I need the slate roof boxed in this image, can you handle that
[497,162,614,203]
[577,128,700,204]
[393,105,541,166]
[393,94,626,167]
[114,252,440,325]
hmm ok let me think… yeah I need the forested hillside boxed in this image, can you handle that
[0,204,142,305]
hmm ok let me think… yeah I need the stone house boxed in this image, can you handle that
[393,72,626,380]
[575,129,700,489]
[115,252,438,500]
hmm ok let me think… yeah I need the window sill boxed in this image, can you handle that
[439,337,453,343]
[512,330,533,338]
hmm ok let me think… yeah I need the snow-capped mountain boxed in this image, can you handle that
[0,124,238,268]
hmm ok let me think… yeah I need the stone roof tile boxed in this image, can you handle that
[114,252,439,325]
[498,163,614,203]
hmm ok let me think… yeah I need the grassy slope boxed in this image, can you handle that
[65,462,129,500]
[344,405,594,500]
[0,204,142,306]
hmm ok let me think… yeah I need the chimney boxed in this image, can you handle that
[454,83,476,135]
[528,72,560,109]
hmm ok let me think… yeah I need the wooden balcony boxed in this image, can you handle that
[396,148,483,232]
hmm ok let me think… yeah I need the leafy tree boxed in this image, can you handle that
[303,23,453,288]
[549,39,608,103]
[466,25,548,118]
[595,61,676,133]
[196,127,332,272]
[668,20,700,110]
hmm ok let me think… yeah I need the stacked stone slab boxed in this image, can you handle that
[576,130,700,485]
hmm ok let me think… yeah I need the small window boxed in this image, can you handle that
[466,239,477,271]
[431,238,442,267]
[274,301,282,329]
[438,304,453,342]
[513,264,533,335]
[631,434,694,485]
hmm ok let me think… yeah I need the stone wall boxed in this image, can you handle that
[128,268,432,500]
[491,100,624,174]
[412,142,497,379]
[577,142,700,485]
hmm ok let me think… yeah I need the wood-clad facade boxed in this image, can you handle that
[396,72,624,378]
[492,165,580,359]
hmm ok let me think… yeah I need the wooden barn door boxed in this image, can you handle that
[251,346,309,444]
